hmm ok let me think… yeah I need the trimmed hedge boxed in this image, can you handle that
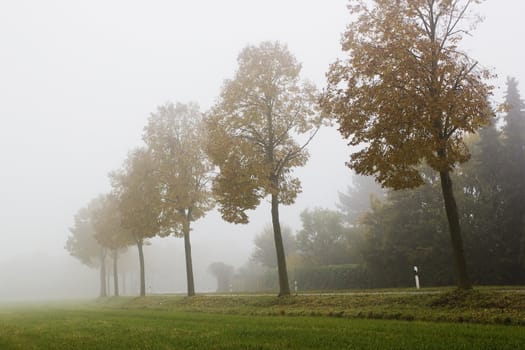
[233,264,371,292]
[292,264,369,291]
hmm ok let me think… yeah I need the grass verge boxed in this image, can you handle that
[0,307,523,350]
[93,287,525,325]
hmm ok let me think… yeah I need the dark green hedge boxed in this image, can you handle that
[291,264,369,291]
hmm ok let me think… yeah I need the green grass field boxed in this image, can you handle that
[0,307,524,350]
[0,289,523,349]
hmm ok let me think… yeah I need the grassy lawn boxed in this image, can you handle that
[0,289,523,349]
[0,306,524,350]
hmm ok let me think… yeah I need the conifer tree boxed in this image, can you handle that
[500,77,525,275]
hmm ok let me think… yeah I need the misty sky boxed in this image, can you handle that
[1,1,524,295]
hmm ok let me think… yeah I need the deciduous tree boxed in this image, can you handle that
[110,148,161,296]
[143,102,214,296]
[207,41,320,295]
[208,262,234,293]
[322,0,493,289]
[296,208,353,266]
[251,225,296,269]
[66,199,108,297]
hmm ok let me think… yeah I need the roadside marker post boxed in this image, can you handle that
[414,266,420,289]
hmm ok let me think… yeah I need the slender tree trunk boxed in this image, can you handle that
[99,248,107,297]
[137,241,146,296]
[183,211,195,296]
[271,192,290,296]
[113,249,119,297]
[122,271,126,296]
[439,170,472,290]
[107,268,110,296]
[267,105,290,296]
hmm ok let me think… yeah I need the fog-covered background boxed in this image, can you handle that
[0,0,523,299]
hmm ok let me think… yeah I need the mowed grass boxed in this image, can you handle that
[0,305,524,350]
[96,287,525,325]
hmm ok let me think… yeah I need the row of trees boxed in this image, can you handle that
[66,42,321,297]
[67,103,212,297]
[68,0,504,294]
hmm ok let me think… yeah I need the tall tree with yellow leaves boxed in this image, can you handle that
[143,102,214,297]
[207,42,320,296]
[110,148,161,296]
[322,0,493,289]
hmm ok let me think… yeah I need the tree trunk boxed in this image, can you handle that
[122,271,126,296]
[107,268,110,296]
[113,249,119,297]
[183,212,196,296]
[271,193,290,296]
[99,248,107,297]
[439,170,472,290]
[137,241,146,296]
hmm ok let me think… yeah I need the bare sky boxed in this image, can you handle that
[0,0,524,296]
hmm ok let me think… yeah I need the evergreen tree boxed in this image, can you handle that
[500,77,525,279]
[459,121,510,284]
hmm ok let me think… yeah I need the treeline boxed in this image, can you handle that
[66,42,320,297]
[66,103,213,297]
[66,1,523,296]
[232,78,525,290]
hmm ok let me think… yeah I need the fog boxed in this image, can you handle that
[0,0,524,300]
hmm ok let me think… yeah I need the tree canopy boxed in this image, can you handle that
[207,41,320,224]
[66,197,108,296]
[208,262,234,293]
[322,0,493,188]
[66,203,102,269]
[296,208,352,266]
[251,225,296,269]
[91,194,133,253]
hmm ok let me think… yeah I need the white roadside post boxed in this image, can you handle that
[414,266,420,290]
[294,280,298,295]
